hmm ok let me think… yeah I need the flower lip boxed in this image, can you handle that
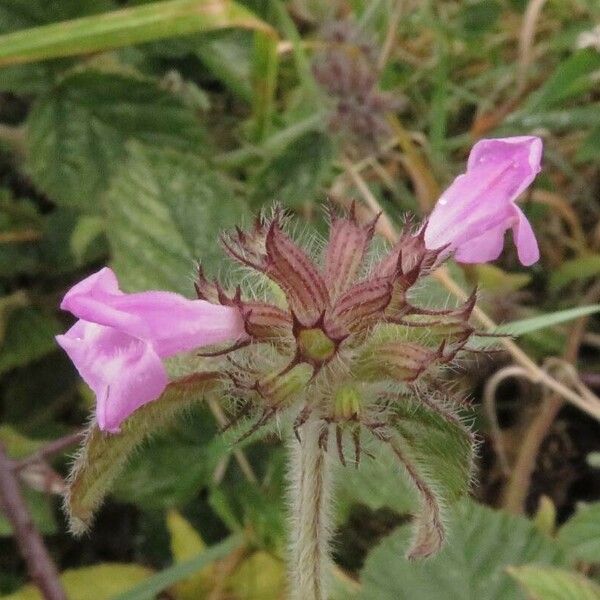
[57,267,245,432]
[424,136,542,266]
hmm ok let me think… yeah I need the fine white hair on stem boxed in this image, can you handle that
[287,419,333,600]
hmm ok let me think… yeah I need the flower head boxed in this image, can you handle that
[56,268,244,432]
[424,136,543,265]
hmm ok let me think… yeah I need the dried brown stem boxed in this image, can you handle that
[0,443,67,600]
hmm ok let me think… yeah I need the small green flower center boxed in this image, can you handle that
[297,327,336,363]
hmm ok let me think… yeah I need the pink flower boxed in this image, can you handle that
[424,136,542,266]
[56,268,244,433]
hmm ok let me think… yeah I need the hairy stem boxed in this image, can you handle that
[288,421,332,600]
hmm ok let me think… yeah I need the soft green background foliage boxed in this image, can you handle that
[1,0,600,598]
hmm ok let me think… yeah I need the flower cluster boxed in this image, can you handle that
[312,19,401,147]
[57,136,542,442]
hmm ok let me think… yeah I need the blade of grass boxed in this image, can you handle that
[251,29,279,141]
[114,533,243,600]
[494,305,600,337]
[0,0,275,67]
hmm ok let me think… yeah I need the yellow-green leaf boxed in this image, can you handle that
[1,564,152,600]
[229,551,286,600]
[166,509,212,600]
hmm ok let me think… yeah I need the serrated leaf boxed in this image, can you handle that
[507,566,600,600]
[557,502,600,563]
[0,0,274,67]
[105,142,248,293]
[1,563,152,600]
[358,500,567,600]
[0,307,60,375]
[26,69,205,211]
[250,131,332,208]
[493,305,600,337]
[65,372,218,533]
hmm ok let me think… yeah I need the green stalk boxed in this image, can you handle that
[0,0,275,67]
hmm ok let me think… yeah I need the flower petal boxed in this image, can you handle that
[512,206,540,266]
[454,222,507,263]
[60,268,245,356]
[56,320,168,432]
[424,136,542,262]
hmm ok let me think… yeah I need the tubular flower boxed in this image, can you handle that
[424,136,543,265]
[56,267,245,432]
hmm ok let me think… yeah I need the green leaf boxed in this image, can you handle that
[113,534,243,600]
[65,372,218,533]
[0,307,60,375]
[195,31,253,101]
[507,566,600,600]
[112,407,228,509]
[525,50,600,112]
[493,305,600,337]
[358,500,567,600]
[557,502,600,563]
[549,255,600,292]
[26,69,205,211]
[250,131,333,209]
[70,215,106,266]
[385,400,475,558]
[334,442,416,523]
[2,563,153,600]
[0,488,57,537]
[105,142,248,293]
[0,0,274,67]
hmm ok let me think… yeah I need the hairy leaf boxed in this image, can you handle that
[388,400,475,558]
[358,500,567,600]
[105,142,248,293]
[65,372,219,533]
[26,69,205,211]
